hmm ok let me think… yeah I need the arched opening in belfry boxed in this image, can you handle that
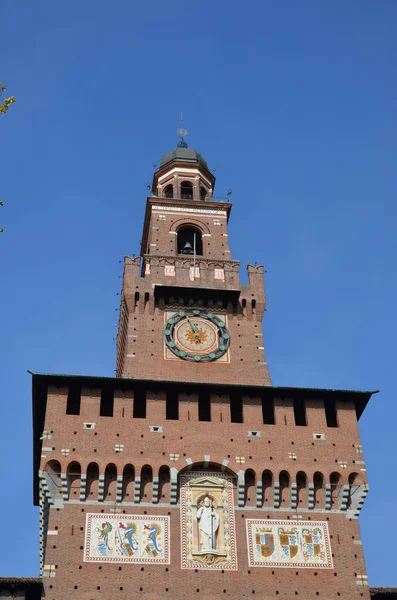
[200,186,208,201]
[177,226,203,256]
[164,184,174,198]
[180,181,193,200]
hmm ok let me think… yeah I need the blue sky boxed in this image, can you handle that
[1,0,396,586]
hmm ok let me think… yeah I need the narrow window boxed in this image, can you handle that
[293,398,307,426]
[262,398,275,424]
[144,292,150,310]
[230,394,243,423]
[324,397,338,427]
[100,387,114,417]
[66,384,81,415]
[133,388,146,418]
[166,390,179,420]
[198,392,211,421]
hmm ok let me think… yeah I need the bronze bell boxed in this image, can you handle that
[181,241,194,254]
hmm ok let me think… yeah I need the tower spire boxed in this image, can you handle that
[177,111,188,148]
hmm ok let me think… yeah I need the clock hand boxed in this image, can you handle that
[187,317,201,341]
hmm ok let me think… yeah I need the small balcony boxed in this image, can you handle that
[152,192,230,203]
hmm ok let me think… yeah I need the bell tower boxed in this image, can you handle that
[31,132,375,600]
[116,133,272,386]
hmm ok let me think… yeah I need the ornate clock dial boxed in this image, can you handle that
[164,310,230,362]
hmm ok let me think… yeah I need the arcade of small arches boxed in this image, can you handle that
[41,460,366,514]
[158,180,211,202]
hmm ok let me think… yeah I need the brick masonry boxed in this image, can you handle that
[33,146,373,599]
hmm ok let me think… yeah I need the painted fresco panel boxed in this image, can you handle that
[180,471,237,571]
[84,514,170,564]
[246,519,333,569]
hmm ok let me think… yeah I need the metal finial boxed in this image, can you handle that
[177,111,188,148]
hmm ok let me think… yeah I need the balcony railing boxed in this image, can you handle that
[150,192,230,203]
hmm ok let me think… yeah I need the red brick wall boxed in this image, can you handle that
[116,194,271,385]
[39,383,370,600]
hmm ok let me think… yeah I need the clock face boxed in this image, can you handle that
[164,310,230,362]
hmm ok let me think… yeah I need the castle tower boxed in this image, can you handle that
[32,136,374,599]
[116,136,271,385]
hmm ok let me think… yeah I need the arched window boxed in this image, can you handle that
[347,472,363,509]
[86,463,99,501]
[296,471,307,505]
[313,471,324,508]
[164,184,173,199]
[158,466,171,503]
[262,470,273,505]
[244,469,256,506]
[140,465,153,502]
[67,461,81,500]
[177,226,203,256]
[180,181,193,199]
[330,472,341,508]
[104,464,117,500]
[44,460,62,501]
[122,464,135,501]
[348,472,361,486]
[144,292,150,311]
[279,470,290,505]
[200,186,208,201]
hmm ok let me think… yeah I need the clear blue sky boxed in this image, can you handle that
[1,0,396,586]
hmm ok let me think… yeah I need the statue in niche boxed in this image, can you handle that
[196,493,219,552]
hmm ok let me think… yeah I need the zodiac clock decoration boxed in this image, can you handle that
[164,310,230,362]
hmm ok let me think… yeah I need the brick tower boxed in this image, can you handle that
[32,136,374,599]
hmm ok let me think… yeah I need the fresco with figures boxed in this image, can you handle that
[84,514,170,564]
[180,472,237,571]
[246,519,333,569]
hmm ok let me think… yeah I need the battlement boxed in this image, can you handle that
[32,373,373,509]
